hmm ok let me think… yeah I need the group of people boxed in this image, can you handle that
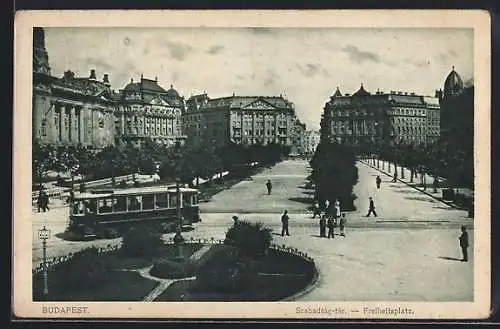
[312,199,347,238]
[36,190,50,212]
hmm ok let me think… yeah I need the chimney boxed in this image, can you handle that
[89,69,97,80]
[103,73,110,85]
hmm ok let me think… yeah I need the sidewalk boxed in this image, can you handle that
[360,159,473,212]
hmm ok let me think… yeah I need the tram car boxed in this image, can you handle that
[66,184,201,240]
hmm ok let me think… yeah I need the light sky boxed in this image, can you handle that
[44,27,473,130]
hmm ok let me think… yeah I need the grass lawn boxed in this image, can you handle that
[34,271,158,301]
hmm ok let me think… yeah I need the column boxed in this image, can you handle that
[121,112,125,135]
[59,104,65,142]
[50,102,57,143]
[68,106,74,143]
[251,112,256,144]
[274,114,278,143]
[78,106,84,145]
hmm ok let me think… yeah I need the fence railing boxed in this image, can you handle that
[33,238,315,275]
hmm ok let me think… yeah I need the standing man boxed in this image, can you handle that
[266,179,273,195]
[41,191,50,212]
[327,216,335,239]
[319,215,326,238]
[232,215,240,228]
[324,199,330,217]
[281,210,290,236]
[37,190,43,212]
[459,225,469,262]
[366,197,377,217]
[391,172,398,183]
[312,200,321,218]
[376,176,382,189]
[339,213,347,237]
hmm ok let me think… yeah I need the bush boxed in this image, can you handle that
[120,226,163,258]
[224,221,272,258]
[195,245,257,293]
[150,259,197,279]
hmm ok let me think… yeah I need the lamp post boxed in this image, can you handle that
[173,178,185,261]
[37,225,51,300]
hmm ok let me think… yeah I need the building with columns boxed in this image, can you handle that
[184,93,297,148]
[321,84,441,146]
[33,28,117,149]
[114,78,187,148]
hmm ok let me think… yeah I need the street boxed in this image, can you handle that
[31,159,473,301]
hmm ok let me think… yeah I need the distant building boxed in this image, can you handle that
[303,130,321,154]
[321,84,440,146]
[436,67,474,150]
[183,93,297,148]
[115,78,187,148]
[290,118,306,155]
[32,28,117,149]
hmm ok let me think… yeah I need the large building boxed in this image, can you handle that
[115,78,187,148]
[184,93,298,148]
[33,28,117,149]
[290,118,306,155]
[321,84,441,146]
[436,67,474,149]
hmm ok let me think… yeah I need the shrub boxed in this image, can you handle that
[150,259,197,279]
[195,245,257,293]
[224,221,272,258]
[120,226,163,258]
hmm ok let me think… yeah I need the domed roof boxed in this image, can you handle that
[165,84,180,98]
[444,67,463,95]
[123,79,141,92]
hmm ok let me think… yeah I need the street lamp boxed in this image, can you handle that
[173,178,185,261]
[37,225,51,300]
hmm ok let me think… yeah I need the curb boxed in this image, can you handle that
[281,257,321,301]
[360,160,469,212]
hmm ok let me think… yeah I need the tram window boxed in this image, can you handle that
[191,194,198,206]
[87,200,97,214]
[72,201,83,215]
[183,194,191,207]
[98,199,113,214]
[169,193,178,208]
[155,193,168,209]
[143,194,154,210]
[128,196,142,211]
[114,196,127,212]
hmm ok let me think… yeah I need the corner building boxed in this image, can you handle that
[184,94,297,148]
[115,78,187,148]
[322,84,440,146]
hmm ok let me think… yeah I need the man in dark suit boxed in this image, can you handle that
[266,179,273,195]
[459,225,469,262]
[281,210,290,236]
[365,197,377,217]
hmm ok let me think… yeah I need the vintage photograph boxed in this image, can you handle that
[13,10,490,319]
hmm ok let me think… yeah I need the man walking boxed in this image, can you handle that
[391,172,398,183]
[266,179,273,195]
[281,210,290,236]
[459,225,469,262]
[339,213,347,237]
[37,190,43,212]
[41,191,50,212]
[366,197,377,217]
[376,176,382,189]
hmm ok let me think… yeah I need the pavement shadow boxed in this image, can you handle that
[404,196,438,203]
[438,256,463,262]
[289,197,313,204]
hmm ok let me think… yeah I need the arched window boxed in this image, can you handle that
[41,119,47,137]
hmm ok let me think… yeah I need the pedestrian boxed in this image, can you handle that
[312,200,321,218]
[327,216,335,239]
[339,213,347,237]
[37,190,43,212]
[319,215,326,238]
[365,197,377,217]
[459,225,469,262]
[376,175,381,189]
[41,191,50,212]
[333,199,341,221]
[232,215,240,227]
[281,210,290,236]
[266,179,273,195]
[391,172,398,183]
[324,199,330,217]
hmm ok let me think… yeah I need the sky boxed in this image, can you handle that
[43,27,474,130]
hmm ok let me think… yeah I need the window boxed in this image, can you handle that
[41,119,47,137]
[114,196,127,212]
[142,194,154,210]
[169,193,178,208]
[98,198,113,214]
[155,193,168,209]
[128,196,142,211]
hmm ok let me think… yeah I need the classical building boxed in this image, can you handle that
[436,67,474,149]
[321,84,441,146]
[303,130,321,154]
[33,27,117,149]
[184,93,297,148]
[115,78,187,148]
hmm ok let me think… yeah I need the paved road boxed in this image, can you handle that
[31,159,473,301]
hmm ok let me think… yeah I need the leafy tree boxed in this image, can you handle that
[224,220,273,258]
[32,139,57,185]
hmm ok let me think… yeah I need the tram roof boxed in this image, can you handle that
[73,185,198,200]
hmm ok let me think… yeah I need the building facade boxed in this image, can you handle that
[321,84,440,146]
[303,130,321,154]
[290,118,306,155]
[184,94,297,148]
[115,78,187,148]
[33,28,117,149]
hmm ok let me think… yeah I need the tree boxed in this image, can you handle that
[32,139,57,186]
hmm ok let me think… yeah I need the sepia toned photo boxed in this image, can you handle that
[13,10,490,319]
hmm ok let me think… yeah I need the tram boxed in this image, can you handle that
[66,184,201,239]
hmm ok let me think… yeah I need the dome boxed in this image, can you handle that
[165,84,180,98]
[123,79,140,92]
[444,67,463,96]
